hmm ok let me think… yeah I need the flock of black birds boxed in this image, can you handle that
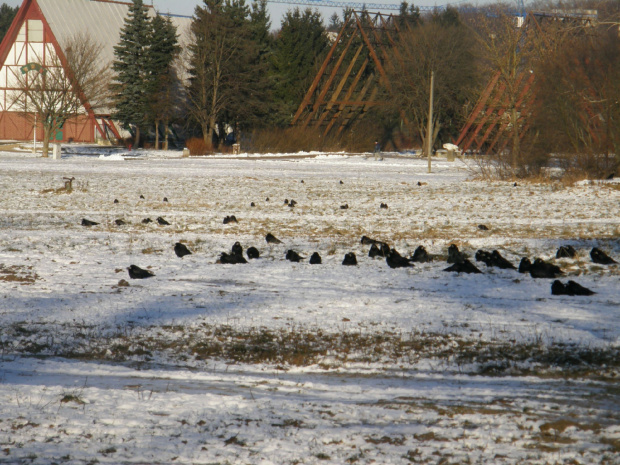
[126,230,615,298]
[79,194,616,297]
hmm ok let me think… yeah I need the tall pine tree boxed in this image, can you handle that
[147,15,179,149]
[270,8,328,126]
[112,0,152,147]
[0,4,18,43]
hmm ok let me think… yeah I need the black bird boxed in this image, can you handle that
[342,252,357,266]
[478,224,489,231]
[163,197,168,202]
[231,242,243,256]
[380,203,388,209]
[265,197,270,201]
[556,245,577,259]
[447,244,467,264]
[174,242,192,258]
[246,247,260,259]
[339,180,344,184]
[115,219,126,226]
[490,250,516,269]
[284,199,289,205]
[142,218,152,224]
[530,258,563,279]
[127,264,155,279]
[552,280,595,296]
[114,199,119,204]
[300,180,304,183]
[410,245,432,263]
[386,248,414,269]
[266,233,282,244]
[513,182,518,187]
[288,200,297,208]
[157,216,170,225]
[139,194,145,199]
[475,250,493,266]
[81,218,99,226]
[223,215,238,224]
[518,257,531,274]
[309,252,322,264]
[368,243,384,258]
[286,250,303,262]
[361,236,388,247]
[590,247,616,265]
[606,172,615,180]
[218,252,247,264]
[340,204,349,210]
[250,202,255,207]
[444,259,482,274]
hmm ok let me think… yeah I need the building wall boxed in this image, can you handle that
[0,0,95,142]
[0,112,94,142]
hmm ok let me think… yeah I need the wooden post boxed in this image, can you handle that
[427,70,434,174]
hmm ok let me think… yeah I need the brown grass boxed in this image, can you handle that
[0,265,38,284]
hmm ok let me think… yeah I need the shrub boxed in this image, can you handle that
[185,137,213,155]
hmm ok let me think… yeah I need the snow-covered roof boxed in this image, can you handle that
[37,0,191,68]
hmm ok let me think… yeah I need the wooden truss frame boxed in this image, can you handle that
[291,10,405,136]
[454,10,599,154]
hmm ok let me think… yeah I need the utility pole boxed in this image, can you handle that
[427,70,434,174]
[33,113,37,154]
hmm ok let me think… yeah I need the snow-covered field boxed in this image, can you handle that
[1,147,619,464]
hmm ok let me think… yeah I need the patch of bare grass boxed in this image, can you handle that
[2,323,618,379]
[0,265,38,284]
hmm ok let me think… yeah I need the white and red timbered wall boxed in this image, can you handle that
[0,1,97,142]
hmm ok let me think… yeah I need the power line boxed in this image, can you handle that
[266,0,448,12]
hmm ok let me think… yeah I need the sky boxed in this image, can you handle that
[2,0,488,30]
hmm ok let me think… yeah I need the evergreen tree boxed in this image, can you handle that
[327,12,342,32]
[187,0,273,145]
[270,8,328,126]
[147,14,179,149]
[398,2,422,28]
[112,0,152,146]
[0,3,18,43]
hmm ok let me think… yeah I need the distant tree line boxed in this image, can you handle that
[106,0,619,177]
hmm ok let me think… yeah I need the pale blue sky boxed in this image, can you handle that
[3,0,494,30]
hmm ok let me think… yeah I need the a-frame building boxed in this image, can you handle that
[0,0,189,143]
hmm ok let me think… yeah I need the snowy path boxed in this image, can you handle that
[2,357,619,465]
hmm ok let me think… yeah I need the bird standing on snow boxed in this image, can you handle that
[174,242,192,258]
[265,233,282,244]
[127,265,155,279]
[444,259,482,274]
[551,280,595,296]
[247,247,260,259]
[590,247,616,265]
[529,258,563,279]
[385,248,413,269]
[447,244,467,264]
[286,250,304,263]
[342,252,358,266]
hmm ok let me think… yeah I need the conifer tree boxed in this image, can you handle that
[147,14,179,149]
[0,4,18,42]
[270,8,328,126]
[112,0,152,147]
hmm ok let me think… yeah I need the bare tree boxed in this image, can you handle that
[384,17,480,154]
[466,6,545,169]
[10,32,111,157]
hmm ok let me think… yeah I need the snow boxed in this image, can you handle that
[0,146,619,464]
